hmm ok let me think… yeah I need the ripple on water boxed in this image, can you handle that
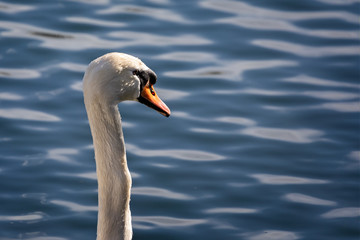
[0,137,11,142]
[132,187,193,200]
[0,92,23,101]
[191,128,221,134]
[155,51,217,63]
[217,88,359,102]
[70,81,83,92]
[348,151,360,162]
[75,172,97,180]
[216,17,358,40]
[251,174,329,185]
[284,193,337,206]
[317,101,360,113]
[241,127,324,143]
[46,148,79,164]
[0,68,41,79]
[242,230,300,240]
[50,200,97,212]
[164,59,297,81]
[155,88,189,101]
[0,2,33,14]
[302,91,359,101]
[252,39,360,58]
[0,108,60,122]
[97,4,190,24]
[317,0,359,5]
[108,31,211,46]
[36,88,66,101]
[205,207,258,214]
[216,116,256,126]
[0,212,44,221]
[23,237,67,240]
[126,143,225,161]
[133,216,206,230]
[0,21,123,50]
[22,193,48,204]
[283,74,360,89]
[65,17,126,27]
[263,101,360,113]
[321,207,360,218]
[66,0,109,5]
[188,117,326,143]
[201,0,358,23]
[235,88,291,97]
[54,62,87,73]
[171,111,211,122]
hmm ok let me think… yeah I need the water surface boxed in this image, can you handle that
[0,0,359,239]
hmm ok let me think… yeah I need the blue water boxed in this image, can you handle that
[0,0,359,239]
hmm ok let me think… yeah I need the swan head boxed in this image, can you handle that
[83,52,170,117]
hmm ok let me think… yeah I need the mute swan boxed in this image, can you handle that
[83,52,171,240]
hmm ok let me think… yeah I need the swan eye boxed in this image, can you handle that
[132,70,140,76]
[149,85,155,96]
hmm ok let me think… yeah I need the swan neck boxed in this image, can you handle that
[85,99,132,240]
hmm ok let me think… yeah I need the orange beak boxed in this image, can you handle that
[138,84,171,117]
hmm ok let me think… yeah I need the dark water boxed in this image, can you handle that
[0,0,359,239]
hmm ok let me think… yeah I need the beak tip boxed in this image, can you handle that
[162,109,171,118]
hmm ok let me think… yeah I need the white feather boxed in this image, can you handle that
[83,52,152,240]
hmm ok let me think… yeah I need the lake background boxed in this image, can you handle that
[0,0,359,239]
